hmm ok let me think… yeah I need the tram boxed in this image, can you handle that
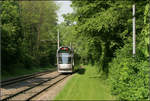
[57,46,74,73]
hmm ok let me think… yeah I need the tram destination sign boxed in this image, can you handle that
[59,47,71,53]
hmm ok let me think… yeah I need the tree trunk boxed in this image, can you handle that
[36,10,43,57]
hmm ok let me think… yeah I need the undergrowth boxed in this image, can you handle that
[109,43,149,100]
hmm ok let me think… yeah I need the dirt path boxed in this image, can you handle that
[33,74,73,100]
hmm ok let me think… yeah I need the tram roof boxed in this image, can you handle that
[59,46,71,48]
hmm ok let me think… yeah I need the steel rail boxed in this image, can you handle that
[1,69,56,87]
[26,74,70,101]
[1,74,61,101]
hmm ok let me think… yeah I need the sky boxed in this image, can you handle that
[55,1,73,24]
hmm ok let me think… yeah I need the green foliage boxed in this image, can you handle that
[138,3,150,57]
[62,1,133,73]
[1,1,58,75]
[2,0,149,99]
[109,43,149,100]
[61,0,149,100]
[1,1,22,71]
[109,3,150,100]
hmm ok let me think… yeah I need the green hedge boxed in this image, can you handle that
[109,43,149,100]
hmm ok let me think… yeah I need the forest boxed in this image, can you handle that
[1,1,58,77]
[1,0,150,100]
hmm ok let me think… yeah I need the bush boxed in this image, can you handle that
[22,54,39,69]
[109,43,149,100]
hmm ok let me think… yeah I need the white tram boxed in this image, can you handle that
[57,46,74,73]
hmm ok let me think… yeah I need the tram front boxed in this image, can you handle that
[57,47,74,73]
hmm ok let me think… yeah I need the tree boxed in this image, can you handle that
[61,0,149,99]
[1,0,58,72]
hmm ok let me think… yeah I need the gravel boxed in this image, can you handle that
[32,74,73,100]
[1,71,60,100]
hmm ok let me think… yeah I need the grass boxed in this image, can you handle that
[1,65,56,80]
[55,65,116,100]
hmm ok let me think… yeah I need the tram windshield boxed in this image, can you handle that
[58,53,71,64]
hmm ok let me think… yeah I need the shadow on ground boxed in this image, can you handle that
[77,68,86,75]
[1,68,86,93]
[1,76,54,90]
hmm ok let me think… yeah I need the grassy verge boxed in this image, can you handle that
[55,65,116,100]
[1,65,56,80]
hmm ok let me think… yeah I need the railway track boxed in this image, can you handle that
[1,69,56,87]
[1,74,70,101]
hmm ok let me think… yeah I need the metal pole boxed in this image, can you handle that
[57,29,60,49]
[132,4,136,56]
[70,42,72,49]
